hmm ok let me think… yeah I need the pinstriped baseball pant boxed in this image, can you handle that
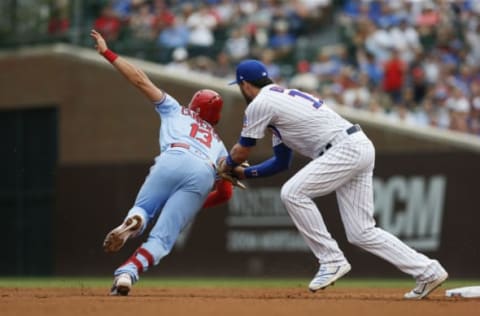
[280,132,441,280]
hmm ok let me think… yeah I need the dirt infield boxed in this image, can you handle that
[1,287,479,316]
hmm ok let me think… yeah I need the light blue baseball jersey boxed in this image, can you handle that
[154,93,227,166]
[114,92,228,282]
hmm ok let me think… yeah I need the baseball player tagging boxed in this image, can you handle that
[219,59,448,299]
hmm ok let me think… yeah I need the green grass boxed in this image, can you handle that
[0,277,479,289]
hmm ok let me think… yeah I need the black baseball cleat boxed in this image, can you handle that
[103,215,144,253]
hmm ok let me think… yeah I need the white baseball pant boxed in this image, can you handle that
[280,131,441,279]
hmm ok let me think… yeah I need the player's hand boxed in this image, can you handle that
[217,171,247,189]
[216,158,248,189]
[232,161,249,180]
[90,29,108,54]
[217,157,230,174]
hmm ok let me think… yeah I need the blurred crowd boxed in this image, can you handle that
[329,0,480,135]
[45,0,480,136]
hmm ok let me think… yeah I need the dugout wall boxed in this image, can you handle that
[1,44,479,277]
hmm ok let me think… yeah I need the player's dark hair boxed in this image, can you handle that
[246,77,274,88]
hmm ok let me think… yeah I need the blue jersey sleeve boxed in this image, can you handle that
[243,143,292,178]
[239,136,257,147]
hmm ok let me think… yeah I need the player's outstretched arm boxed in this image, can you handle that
[90,29,164,103]
[218,143,252,174]
[233,143,292,179]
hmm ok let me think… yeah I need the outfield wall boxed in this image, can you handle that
[1,45,480,277]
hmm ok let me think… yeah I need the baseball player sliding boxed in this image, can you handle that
[218,59,448,299]
[91,29,234,296]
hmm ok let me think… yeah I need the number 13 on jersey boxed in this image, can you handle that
[190,123,212,148]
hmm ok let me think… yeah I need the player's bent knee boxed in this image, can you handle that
[345,227,377,246]
[280,183,296,204]
[345,233,363,246]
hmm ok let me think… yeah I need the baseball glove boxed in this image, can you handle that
[218,171,247,189]
[217,161,249,190]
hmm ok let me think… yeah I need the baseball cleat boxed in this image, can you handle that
[103,215,144,253]
[110,273,132,296]
[309,263,351,292]
[404,270,448,300]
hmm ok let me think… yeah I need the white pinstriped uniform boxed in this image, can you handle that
[241,84,444,280]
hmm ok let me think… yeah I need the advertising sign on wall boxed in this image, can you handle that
[55,153,480,278]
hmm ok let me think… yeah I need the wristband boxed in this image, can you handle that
[225,155,239,168]
[243,167,258,178]
[102,49,118,63]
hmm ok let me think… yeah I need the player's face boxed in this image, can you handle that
[239,82,253,104]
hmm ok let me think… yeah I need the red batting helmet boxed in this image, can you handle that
[188,89,223,126]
